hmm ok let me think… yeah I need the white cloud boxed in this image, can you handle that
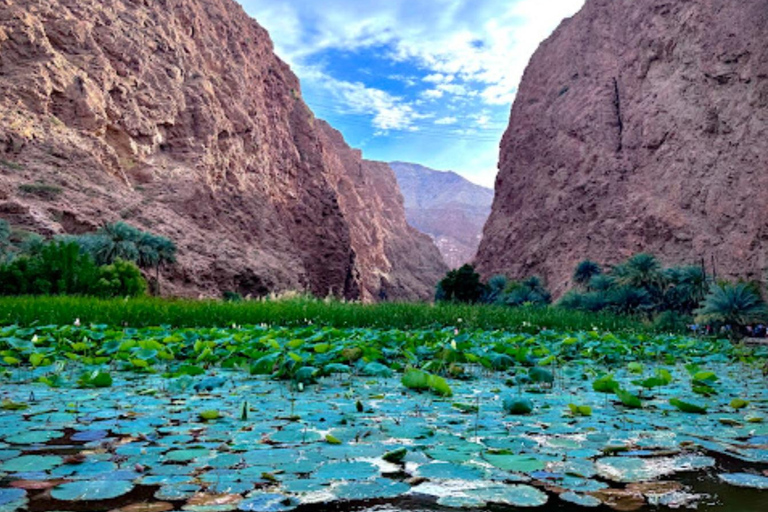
[421,89,444,100]
[240,0,585,107]
[297,65,425,132]
[423,73,453,84]
[435,117,458,125]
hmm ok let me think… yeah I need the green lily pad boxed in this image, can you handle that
[51,480,134,501]
[0,455,62,473]
[334,478,410,500]
[238,493,297,512]
[466,484,548,507]
[483,453,544,473]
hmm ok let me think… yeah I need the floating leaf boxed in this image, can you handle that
[718,473,768,489]
[199,410,221,421]
[730,398,750,410]
[1,455,62,473]
[52,480,134,501]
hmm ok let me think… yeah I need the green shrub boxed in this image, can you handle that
[223,291,244,302]
[18,183,63,200]
[653,311,694,333]
[94,259,146,298]
[0,220,9,259]
[663,265,709,314]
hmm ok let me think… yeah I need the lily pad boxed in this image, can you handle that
[718,473,768,489]
[52,480,134,501]
[1,455,62,473]
[466,484,548,507]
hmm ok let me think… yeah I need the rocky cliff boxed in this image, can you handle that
[391,162,493,269]
[0,0,445,300]
[318,124,447,301]
[476,0,768,296]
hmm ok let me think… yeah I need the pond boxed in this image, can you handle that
[0,324,766,511]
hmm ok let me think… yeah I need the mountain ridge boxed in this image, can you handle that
[390,161,493,269]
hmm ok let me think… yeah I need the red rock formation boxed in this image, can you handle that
[477,0,768,296]
[0,0,444,300]
[318,122,447,301]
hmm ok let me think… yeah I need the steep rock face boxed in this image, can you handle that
[477,0,768,296]
[0,0,443,299]
[319,123,447,301]
[391,162,493,269]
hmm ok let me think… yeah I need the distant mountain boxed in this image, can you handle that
[390,162,494,269]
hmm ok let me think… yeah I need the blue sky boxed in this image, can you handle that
[237,0,585,187]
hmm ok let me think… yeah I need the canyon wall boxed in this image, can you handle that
[0,0,444,300]
[476,0,768,296]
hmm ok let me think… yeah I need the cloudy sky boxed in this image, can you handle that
[238,0,585,187]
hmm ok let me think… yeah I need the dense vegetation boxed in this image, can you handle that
[0,296,650,332]
[437,256,768,337]
[0,220,175,298]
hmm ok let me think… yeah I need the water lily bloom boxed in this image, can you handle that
[74,318,81,326]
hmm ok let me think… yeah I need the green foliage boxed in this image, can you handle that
[0,242,145,298]
[663,266,709,314]
[94,259,146,298]
[437,264,485,303]
[614,388,642,409]
[502,276,552,307]
[78,370,113,388]
[0,219,10,255]
[18,182,63,200]
[0,296,668,332]
[695,282,768,333]
[73,222,176,271]
[483,275,508,304]
[573,260,602,288]
[223,291,244,302]
[669,398,707,414]
[561,254,716,325]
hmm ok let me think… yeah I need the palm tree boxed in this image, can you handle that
[573,260,602,288]
[612,253,665,290]
[664,265,710,314]
[695,283,768,335]
[137,233,176,295]
[93,222,142,265]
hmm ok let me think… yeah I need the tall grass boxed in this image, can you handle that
[0,296,657,332]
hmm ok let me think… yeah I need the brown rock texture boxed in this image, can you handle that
[391,162,493,269]
[476,0,768,297]
[0,0,444,300]
[318,123,448,301]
